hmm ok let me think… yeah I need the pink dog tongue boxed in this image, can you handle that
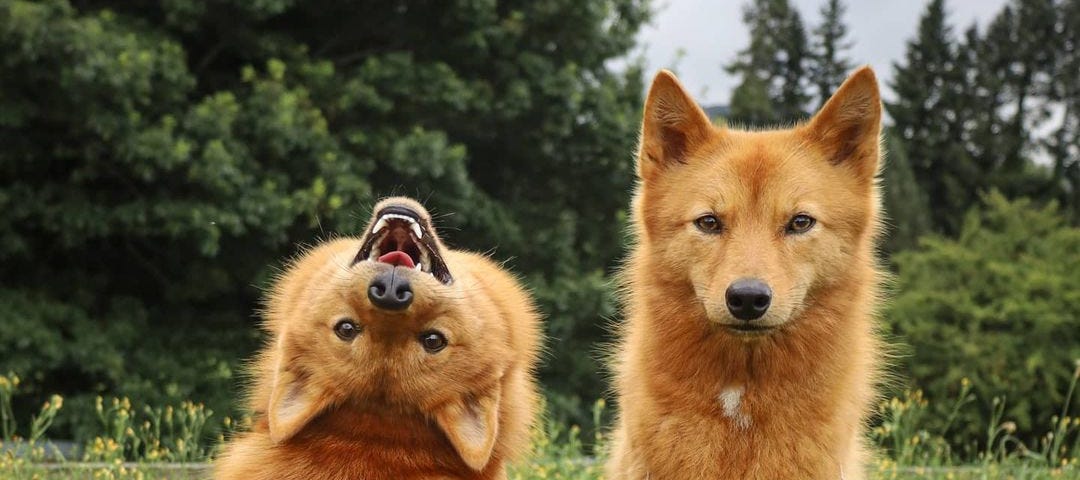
[378,251,415,268]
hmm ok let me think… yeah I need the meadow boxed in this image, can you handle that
[2,370,1078,480]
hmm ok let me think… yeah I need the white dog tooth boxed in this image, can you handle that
[410,222,423,238]
[372,217,388,233]
[415,262,423,271]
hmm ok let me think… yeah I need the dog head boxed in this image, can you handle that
[263,197,510,471]
[633,68,881,338]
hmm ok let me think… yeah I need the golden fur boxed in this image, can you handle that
[215,197,542,480]
[606,68,886,479]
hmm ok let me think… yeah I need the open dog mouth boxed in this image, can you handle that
[353,205,453,284]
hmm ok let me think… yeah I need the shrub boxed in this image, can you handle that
[886,192,1080,449]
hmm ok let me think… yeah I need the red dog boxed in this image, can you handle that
[607,68,886,479]
[216,197,542,480]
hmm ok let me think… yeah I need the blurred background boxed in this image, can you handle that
[0,0,1076,463]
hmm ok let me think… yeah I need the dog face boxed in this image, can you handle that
[264,197,509,471]
[634,68,881,338]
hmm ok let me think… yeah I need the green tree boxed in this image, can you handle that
[887,192,1080,448]
[726,0,810,126]
[727,73,775,126]
[808,0,853,108]
[880,129,932,254]
[893,0,1069,236]
[0,0,649,438]
[965,17,1013,194]
[887,0,979,235]
[1047,0,1080,221]
[977,0,1058,201]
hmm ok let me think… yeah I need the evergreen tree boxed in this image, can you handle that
[777,11,812,117]
[881,129,932,254]
[1047,0,1080,221]
[994,0,1058,199]
[887,0,978,234]
[968,13,1013,186]
[809,0,854,108]
[953,0,1061,208]
[728,72,776,127]
[726,0,810,126]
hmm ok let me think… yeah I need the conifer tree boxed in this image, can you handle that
[881,129,932,254]
[809,0,854,108]
[727,0,810,126]
[1046,0,1080,220]
[964,0,1058,202]
[887,0,978,234]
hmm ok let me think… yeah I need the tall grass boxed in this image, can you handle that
[0,367,1077,479]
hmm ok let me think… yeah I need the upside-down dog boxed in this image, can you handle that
[216,197,541,480]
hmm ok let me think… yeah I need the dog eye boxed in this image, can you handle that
[418,330,447,353]
[333,319,362,341]
[694,214,723,233]
[786,214,816,234]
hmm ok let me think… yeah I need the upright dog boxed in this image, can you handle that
[606,68,885,479]
[215,197,541,480]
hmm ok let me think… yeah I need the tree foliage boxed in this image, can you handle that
[886,0,977,235]
[726,0,810,126]
[889,0,1078,234]
[0,0,649,437]
[1047,0,1080,220]
[887,193,1080,447]
[808,0,853,108]
[880,128,932,254]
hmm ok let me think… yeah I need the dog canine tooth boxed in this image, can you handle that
[410,223,423,239]
[414,262,422,271]
[372,217,389,234]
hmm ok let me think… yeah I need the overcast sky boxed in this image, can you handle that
[637,0,1009,105]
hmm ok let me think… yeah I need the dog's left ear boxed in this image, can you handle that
[803,66,882,183]
[434,387,501,471]
[267,335,334,444]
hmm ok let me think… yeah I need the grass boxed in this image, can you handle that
[1,370,1078,480]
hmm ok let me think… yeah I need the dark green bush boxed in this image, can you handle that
[886,192,1080,450]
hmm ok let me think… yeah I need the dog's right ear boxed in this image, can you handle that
[434,386,502,471]
[267,334,333,444]
[638,70,714,181]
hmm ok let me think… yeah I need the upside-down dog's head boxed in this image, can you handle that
[633,67,882,338]
[262,197,512,471]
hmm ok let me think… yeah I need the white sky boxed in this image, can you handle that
[636,0,1010,105]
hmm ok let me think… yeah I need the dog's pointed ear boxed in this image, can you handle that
[434,387,501,471]
[803,66,882,183]
[267,336,332,444]
[638,70,715,180]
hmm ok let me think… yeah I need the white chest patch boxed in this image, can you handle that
[719,385,751,430]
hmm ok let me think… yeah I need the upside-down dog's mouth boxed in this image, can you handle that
[353,205,453,284]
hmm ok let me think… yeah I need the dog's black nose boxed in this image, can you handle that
[726,278,772,321]
[368,269,413,310]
